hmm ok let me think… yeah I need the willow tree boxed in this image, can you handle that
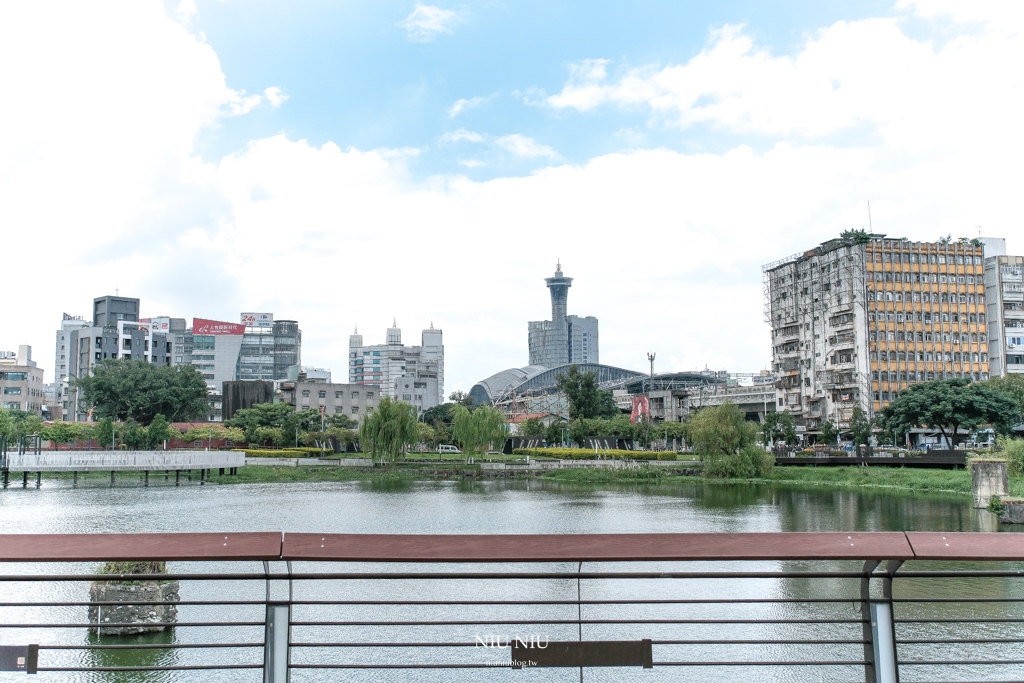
[452,405,508,454]
[359,396,419,465]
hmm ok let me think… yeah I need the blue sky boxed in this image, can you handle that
[191,0,893,176]
[1,0,1021,392]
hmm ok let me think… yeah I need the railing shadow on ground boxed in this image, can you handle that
[0,532,1022,682]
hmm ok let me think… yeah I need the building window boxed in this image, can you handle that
[403,394,412,400]
[366,392,374,399]
[302,390,310,397]
[3,387,22,395]
[318,390,326,399]
[351,406,360,414]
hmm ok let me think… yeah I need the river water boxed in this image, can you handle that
[1,477,1021,682]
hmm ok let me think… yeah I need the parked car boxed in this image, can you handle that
[436,444,461,454]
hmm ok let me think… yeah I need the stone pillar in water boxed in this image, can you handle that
[89,582,179,635]
[971,460,1009,509]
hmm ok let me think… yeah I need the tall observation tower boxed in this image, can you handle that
[527,261,598,368]
[545,260,573,323]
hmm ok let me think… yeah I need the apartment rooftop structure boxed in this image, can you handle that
[764,234,990,441]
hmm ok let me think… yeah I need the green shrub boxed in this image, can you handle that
[703,446,775,479]
[988,495,1006,515]
[512,447,678,460]
[239,448,310,458]
[996,436,1024,476]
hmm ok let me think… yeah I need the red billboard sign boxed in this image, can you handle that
[630,396,649,424]
[193,318,246,335]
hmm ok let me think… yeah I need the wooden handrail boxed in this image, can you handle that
[0,531,1020,563]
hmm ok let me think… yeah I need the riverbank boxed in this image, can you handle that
[18,462,1023,499]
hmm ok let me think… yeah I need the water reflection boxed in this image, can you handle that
[2,477,1022,682]
[83,629,177,683]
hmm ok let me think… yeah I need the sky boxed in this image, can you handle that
[1,0,1021,393]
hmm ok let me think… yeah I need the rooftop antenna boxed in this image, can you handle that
[115,287,119,296]
[867,201,873,232]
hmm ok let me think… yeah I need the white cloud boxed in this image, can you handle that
[174,0,197,23]
[397,4,461,42]
[227,89,264,116]
[546,15,1024,150]
[494,134,557,158]
[439,128,485,144]
[1,0,1022,396]
[448,94,496,117]
[264,86,289,107]
[440,129,557,158]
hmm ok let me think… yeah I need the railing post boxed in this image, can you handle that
[264,602,291,683]
[869,602,897,683]
[862,559,902,683]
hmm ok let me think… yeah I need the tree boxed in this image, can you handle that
[818,420,839,445]
[986,374,1024,425]
[73,359,208,425]
[40,421,91,450]
[840,229,871,244]
[877,378,1021,447]
[761,411,797,446]
[121,420,146,450]
[146,414,175,449]
[326,413,358,430]
[95,418,115,449]
[282,409,325,446]
[417,422,437,449]
[850,407,872,446]
[0,409,43,443]
[686,403,759,459]
[448,390,474,407]
[452,405,508,453]
[519,417,547,437]
[227,402,295,444]
[687,403,772,479]
[555,365,606,420]
[421,403,455,426]
[359,396,419,465]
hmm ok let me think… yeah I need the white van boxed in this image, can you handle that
[437,444,461,454]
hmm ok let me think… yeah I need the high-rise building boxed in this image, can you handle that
[236,313,301,382]
[66,296,175,421]
[54,313,90,419]
[0,345,45,417]
[528,262,599,368]
[348,322,444,414]
[982,238,1024,377]
[764,235,990,442]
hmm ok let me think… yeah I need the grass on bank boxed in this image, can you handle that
[23,461,1024,499]
[540,464,1024,497]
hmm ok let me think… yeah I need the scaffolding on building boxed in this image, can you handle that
[762,238,875,433]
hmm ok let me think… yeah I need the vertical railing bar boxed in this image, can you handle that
[577,560,584,683]
[883,558,904,683]
[861,559,881,683]
[286,560,293,678]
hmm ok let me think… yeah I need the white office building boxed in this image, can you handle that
[348,322,444,414]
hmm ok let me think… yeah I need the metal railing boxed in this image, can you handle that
[1,532,1023,681]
